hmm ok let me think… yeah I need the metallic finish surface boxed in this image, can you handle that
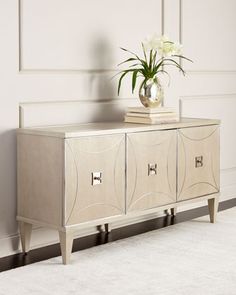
[91,172,102,185]
[139,78,163,108]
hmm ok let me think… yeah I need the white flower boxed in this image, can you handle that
[143,33,163,51]
[143,33,183,57]
[158,40,183,57]
[172,42,183,55]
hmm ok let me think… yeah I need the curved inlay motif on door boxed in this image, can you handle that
[177,125,220,201]
[127,130,177,212]
[65,134,125,225]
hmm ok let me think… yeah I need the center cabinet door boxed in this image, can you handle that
[64,134,125,225]
[127,130,176,212]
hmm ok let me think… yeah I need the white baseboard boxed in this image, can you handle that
[0,189,235,258]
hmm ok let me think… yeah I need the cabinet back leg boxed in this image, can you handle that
[208,197,219,223]
[59,231,74,265]
[19,222,32,253]
[171,208,177,216]
[105,223,112,233]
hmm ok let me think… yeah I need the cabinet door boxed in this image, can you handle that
[127,130,176,212]
[177,125,220,201]
[64,134,125,225]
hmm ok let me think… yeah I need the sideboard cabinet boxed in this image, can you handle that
[17,118,220,264]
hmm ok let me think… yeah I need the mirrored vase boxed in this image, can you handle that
[139,78,163,108]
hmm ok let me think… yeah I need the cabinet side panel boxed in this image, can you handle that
[17,134,64,227]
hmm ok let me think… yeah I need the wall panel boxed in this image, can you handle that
[20,0,162,71]
[181,0,236,72]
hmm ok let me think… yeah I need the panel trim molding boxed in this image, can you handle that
[180,0,236,74]
[179,93,236,116]
[19,98,140,127]
[18,0,164,73]
[180,93,236,101]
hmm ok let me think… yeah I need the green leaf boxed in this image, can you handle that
[139,68,146,77]
[111,70,129,80]
[117,69,140,95]
[153,58,165,72]
[118,57,137,66]
[163,58,186,74]
[129,63,141,68]
[149,49,153,70]
[120,47,131,53]
[120,47,148,68]
[173,55,193,63]
[162,61,186,75]
[118,71,128,95]
[120,47,141,60]
[132,69,139,93]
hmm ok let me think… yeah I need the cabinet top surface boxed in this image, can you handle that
[18,117,220,138]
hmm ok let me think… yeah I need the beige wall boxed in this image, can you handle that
[0,0,236,257]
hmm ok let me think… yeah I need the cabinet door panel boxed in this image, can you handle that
[65,134,125,225]
[127,130,176,212]
[177,125,220,201]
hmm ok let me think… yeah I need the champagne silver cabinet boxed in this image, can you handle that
[17,118,220,264]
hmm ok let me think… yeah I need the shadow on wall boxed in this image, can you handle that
[88,36,123,122]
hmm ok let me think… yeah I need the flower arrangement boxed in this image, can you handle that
[117,34,192,96]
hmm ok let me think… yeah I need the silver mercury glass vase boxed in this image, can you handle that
[139,77,163,108]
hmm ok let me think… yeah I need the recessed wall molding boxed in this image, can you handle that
[180,0,236,73]
[18,0,164,73]
[19,98,140,128]
[180,93,236,101]
[184,71,236,75]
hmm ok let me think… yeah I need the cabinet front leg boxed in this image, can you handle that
[208,197,219,223]
[19,221,32,253]
[59,231,74,265]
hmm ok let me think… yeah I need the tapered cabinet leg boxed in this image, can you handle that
[59,231,74,265]
[19,221,32,253]
[171,207,177,216]
[208,197,219,223]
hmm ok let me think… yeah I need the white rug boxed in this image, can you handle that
[1,207,236,295]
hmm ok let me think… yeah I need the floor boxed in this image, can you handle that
[0,198,235,273]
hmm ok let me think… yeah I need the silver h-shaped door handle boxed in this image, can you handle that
[148,163,157,176]
[92,172,102,185]
[195,156,203,168]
